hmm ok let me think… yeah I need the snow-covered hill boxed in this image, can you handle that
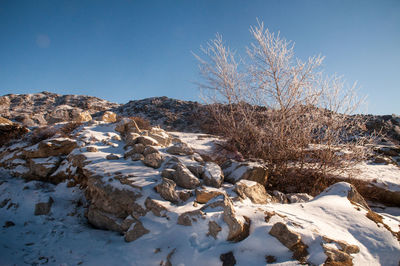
[1,117,399,265]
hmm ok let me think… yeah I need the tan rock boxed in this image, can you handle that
[171,163,200,189]
[143,146,158,156]
[34,197,54,216]
[73,110,92,122]
[202,162,224,188]
[145,197,167,217]
[100,111,117,123]
[195,189,223,204]
[143,153,163,168]
[86,146,98,152]
[106,154,120,160]
[234,179,272,204]
[208,221,222,239]
[0,116,13,125]
[323,246,353,266]
[177,210,205,226]
[269,222,301,250]
[24,138,78,158]
[155,178,180,204]
[166,142,194,155]
[136,136,159,146]
[222,160,268,185]
[29,156,61,181]
[125,132,140,146]
[124,221,150,242]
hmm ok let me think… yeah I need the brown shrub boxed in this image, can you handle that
[129,116,151,130]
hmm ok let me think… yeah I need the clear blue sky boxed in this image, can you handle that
[0,0,399,114]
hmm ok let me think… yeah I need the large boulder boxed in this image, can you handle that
[29,156,61,181]
[234,180,272,204]
[85,176,146,232]
[23,138,78,158]
[202,162,224,188]
[222,160,268,185]
[195,188,223,204]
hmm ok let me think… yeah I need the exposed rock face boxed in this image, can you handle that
[222,160,268,185]
[234,180,272,204]
[29,156,61,179]
[166,142,194,155]
[202,162,224,188]
[85,177,146,231]
[144,198,168,217]
[23,138,78,158]
[155,178,180,204]
[0,122,29,145]
[0,92,119,126]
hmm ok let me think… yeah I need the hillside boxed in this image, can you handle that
[0,92,399,265]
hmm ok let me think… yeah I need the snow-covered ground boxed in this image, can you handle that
[1,122,400,265]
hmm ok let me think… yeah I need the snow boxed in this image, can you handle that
[1,124,400,265]
[351,162,400,192]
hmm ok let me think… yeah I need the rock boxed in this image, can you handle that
[178,191,192,202]
[145,198,168,217]
[323,246,353,266]
[143,153,163,168]
[166,142,194,155]
[34,197,54,215]
[143,146,158,156]
[29,156,61,181]
[24,138,77,158]
[287,193,313,203]
[115,118,141,135]
[234,180,272,204]
[126,144,146,156]
[269,222,301,249]
[106,154,120,160]
[202,194,250,242]
[86,205,124,232]
[220,251,236,266]
[377,146,400,157]
[161,168,176,179]
[222,160,268,185]
[207,221,222,239]
[195,189,223,204]
[271,190,289,204]
[322,236,360,254]
[177,210,206,226]
[136,136,159,146]
[202,162,224,188]
[187,164,204,178]
[85,177,145,224]
[86,146,98,152]
[0,116,13,125]
[124,221,150,242]
[170,163,200,189]
[148,128,171,146]
[100,111,117,123]
[345,184,370,210]
[0,123,29,145]
[3,221,15,228]
[124,133,140,146]
[155,178,180,204]
[74,110,92,122]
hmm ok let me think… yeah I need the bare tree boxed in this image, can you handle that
[194,21,371,182]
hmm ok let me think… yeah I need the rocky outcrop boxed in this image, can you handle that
[0,92,119,126]
[222,160,268,185]
[165,163,201,189]
[143,153,163,168]
[99,111,117,123]
[23,138,78,158]
[166,142,194,155]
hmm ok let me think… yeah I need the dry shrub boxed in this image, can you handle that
[194,21,375,183]
[129,116,151,130]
